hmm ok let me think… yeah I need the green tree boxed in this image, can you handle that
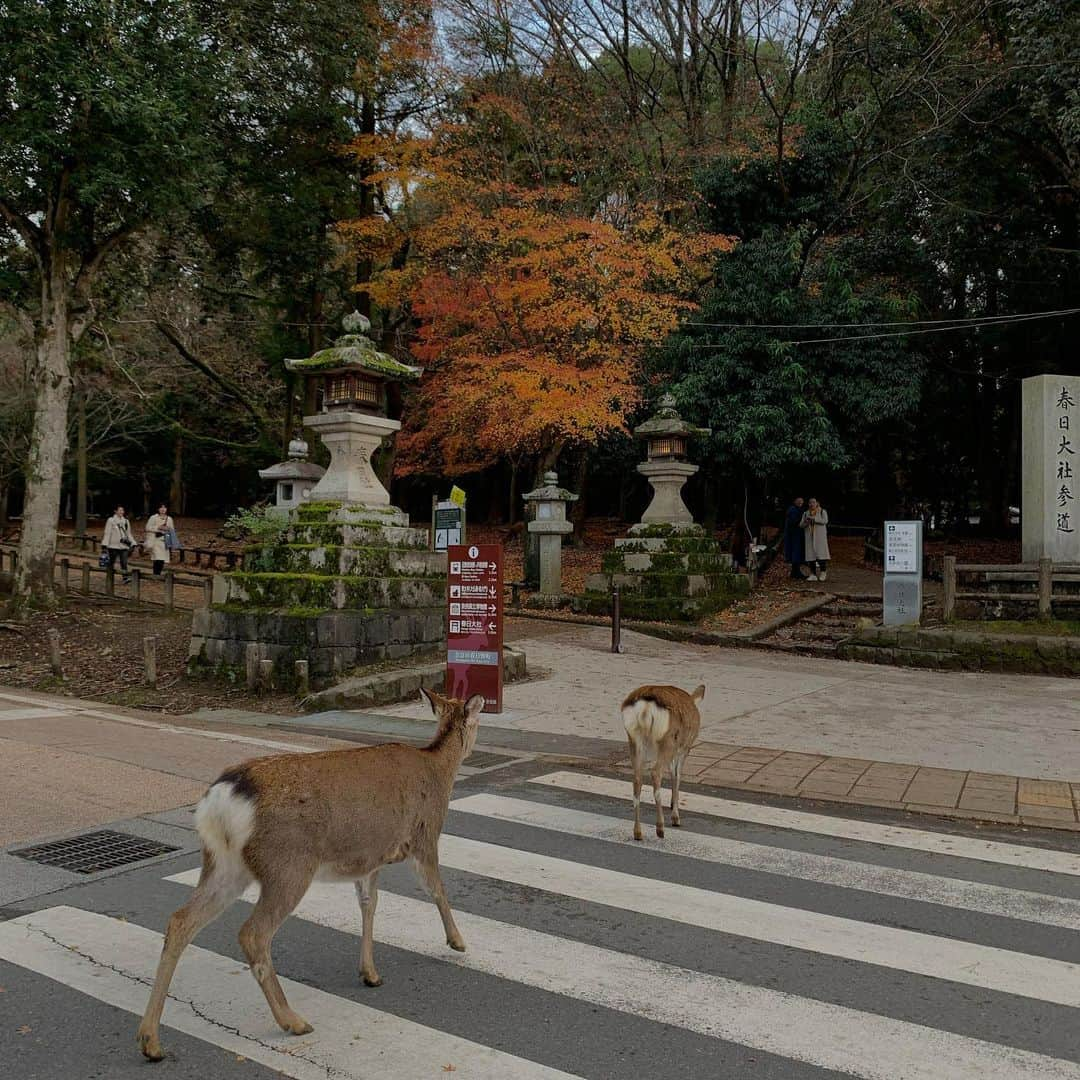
[0,0,371,607]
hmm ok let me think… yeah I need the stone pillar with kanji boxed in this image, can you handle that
[523,471,577,602]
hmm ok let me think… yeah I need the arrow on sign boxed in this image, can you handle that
[487,621,498,633]
[488,562,497,573]
[488,586,497,597]
[488,604,497,615]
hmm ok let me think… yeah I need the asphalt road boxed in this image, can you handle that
[4,754,1080,1079]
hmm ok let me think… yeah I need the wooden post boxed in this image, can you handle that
[163,570,174,612]
[59,558,70,596]
[105,563,115,597]
[81,563,90,594]
[1038,557,1053,620]
[245,643,260,689]
[294,660,310,698]
[143,636,157,688]
[131,568,142,602]
[259,659,274,691]
[203,577,213,609]
[46,629,63,678]
[943,555,956,622]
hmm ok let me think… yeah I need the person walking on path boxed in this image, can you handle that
[801,497,830,581]
[102,505,135,584]
[144,503,176,577]
[784,496,805,579]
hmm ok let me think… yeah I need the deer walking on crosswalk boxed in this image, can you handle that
[137,687,484,1062]
[622,683,704,841]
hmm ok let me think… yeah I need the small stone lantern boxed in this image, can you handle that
[631,393,710,533]
[284,312,420,506]
[257,438,325,512]
[523,470,578,598]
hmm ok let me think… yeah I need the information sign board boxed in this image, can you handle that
[446,543,503,712]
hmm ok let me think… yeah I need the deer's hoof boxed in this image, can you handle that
[138,1030,165,1062]
[449,937,466,953]
[286,1019,314,1036]
[672,818,682,827]
[656,828,665,839]
[362,973,383,988]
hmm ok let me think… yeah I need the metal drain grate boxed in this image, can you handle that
[464,751,516,770]
[11,830,180,874]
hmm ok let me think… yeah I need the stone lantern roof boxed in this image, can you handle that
[284,312,421,383]
[522,470,579,505]
[633,393,710,441]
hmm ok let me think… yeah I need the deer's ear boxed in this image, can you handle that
[464,694,485,724]
[421,687,443,715]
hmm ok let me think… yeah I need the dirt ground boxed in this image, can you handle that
[0,601,303,716]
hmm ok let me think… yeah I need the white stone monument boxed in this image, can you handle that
[257,438,324,511]
[1022,374,1080,563]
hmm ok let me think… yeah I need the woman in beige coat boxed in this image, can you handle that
[144,503,176,576]
[800,497,830,581]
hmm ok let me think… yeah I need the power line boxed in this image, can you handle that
[682,307,1080,332]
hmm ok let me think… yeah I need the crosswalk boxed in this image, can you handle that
[3,768,1080,1078]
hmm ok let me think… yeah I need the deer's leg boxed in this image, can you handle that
[355,871,382,987]
[138,852,248,1062]
[670,753,684,827]
[411,852,465,952]
[628,737,644,842]
[237,866,315,1036]
[651,761,666,839]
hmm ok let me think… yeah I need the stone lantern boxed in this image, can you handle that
[257,437,325,513]
[631,393,710,534]
[284,312,420,506]
[522,471,578,599]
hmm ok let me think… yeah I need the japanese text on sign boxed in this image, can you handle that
[446,544,503,713]
[1056,386,1076,534]
[885,521,920,575]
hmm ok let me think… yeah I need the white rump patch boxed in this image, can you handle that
[195,781,255,865]
[622,699,670,760]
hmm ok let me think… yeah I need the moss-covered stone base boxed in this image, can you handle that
[575,527,746,622]
[189,500,446,688]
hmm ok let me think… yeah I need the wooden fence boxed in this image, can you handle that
[52,531,244,570]
[942,556,1080,621]
[0,545,212,612]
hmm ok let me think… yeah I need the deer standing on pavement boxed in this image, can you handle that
[137,687,484,1062]
[622,683,704,841]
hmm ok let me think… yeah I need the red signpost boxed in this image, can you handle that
[445,543,503,713]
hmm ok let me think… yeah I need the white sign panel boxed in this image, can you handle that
[885,522,920,575]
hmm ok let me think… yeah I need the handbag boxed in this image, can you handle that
[98,549,110,569]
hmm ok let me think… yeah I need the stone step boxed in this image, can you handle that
[294,502,411,528]
[287,522,430,550]
[215,572,446,611]
[613,535,728,554]
[305,646,527,711]
[607,551,733,574]
[247,544,446,578]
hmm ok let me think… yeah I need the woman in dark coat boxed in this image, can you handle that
[784,497,805,579]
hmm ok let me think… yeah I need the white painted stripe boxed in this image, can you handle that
[0,706,73,721]
[165,868,1080,1080]
[0,906,576,1080]
[531,771,1080,877]
[432,833,1080,1007]
[0,689,323,754]
[449,793,1080,929]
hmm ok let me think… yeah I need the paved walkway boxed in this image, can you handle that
[363,618,1080,830]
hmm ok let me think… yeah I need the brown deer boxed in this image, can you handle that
[137,687,484,1062]
[622,683,704,841]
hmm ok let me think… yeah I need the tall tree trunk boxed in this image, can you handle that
[507,459,519,524]
[169,429,184,513]
[0,487,8,530]
[569,451,589,546]
[75,391,87,535]
[14,296,74,609]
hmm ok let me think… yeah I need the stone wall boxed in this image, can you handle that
[838,625,1080,675]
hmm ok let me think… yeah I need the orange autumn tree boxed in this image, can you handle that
[340,125,729,494]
